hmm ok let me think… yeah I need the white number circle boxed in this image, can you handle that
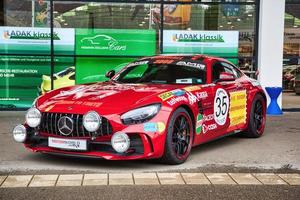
[214,88,229,126]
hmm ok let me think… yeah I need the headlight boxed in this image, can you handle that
[121,104,161,125]
[25,107,41,128]
[83,111,101,132]
[12,124,27,143]
[111,132,130,153]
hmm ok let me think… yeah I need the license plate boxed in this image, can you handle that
[48,137,87,151]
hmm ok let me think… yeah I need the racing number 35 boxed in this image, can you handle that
[214,88,229,126]
[216,96,228,117]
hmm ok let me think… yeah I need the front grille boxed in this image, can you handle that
[40,112,113,137]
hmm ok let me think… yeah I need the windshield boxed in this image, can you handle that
[114,63,206,84]
[55,67,74,77]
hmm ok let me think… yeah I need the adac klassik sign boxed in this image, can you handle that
[0,27,75,55]
[163,30,239,58]
[75,29,156,56]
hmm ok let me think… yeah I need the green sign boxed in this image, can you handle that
[75,29,156,56]
[0,27,157,109]
[0,56,73,109]
[0,27,75,55]
[76,57,136,84]
[163,30,239,64]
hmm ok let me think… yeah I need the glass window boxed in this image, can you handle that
[282,1,300,91]
[0,0,259,109]
[160,2,256,67]
[212,61,239,81]
[221,62,242,78]
[115,63,206,84]
[0,55,51,108]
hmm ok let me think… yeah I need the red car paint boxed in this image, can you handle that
[23,55,266,160]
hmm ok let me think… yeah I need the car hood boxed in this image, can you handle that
[37,82,182,115]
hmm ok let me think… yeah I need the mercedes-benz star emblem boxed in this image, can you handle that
[58,116,74,136]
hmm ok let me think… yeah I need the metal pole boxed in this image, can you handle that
[50,0,54,90]
[160,1,164,54]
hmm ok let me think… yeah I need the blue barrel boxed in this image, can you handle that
[265,87,283,115]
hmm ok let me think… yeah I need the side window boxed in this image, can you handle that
[212,62,225,82]
[212,61,241,82]
[221,62,241,78]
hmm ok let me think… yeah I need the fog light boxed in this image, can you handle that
[111,132,130,153]
[12,125,27,143]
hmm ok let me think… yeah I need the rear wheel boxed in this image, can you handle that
[242,94,266,138]
[161,108,193,164]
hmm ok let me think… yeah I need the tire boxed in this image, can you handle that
[242,94,266,138]
[160,107,194,164]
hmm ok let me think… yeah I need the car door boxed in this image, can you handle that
[205,61,239,138]
[220,62,250,132]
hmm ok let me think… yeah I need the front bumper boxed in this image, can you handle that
[23,127,164,160]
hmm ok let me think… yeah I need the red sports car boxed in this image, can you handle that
[13,55,266,164]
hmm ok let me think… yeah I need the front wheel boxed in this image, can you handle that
[242,94,266,138]
[161,108,194,165]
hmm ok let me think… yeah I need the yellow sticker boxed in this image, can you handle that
[157,122,166,133]
[229,90,247,126]
[184,85,201,92]
[158,92,174,101]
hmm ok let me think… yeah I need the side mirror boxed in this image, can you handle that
[105,70,115,79]
[218,72,235,82]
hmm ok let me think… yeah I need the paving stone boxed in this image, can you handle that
[133,173,159,185]
[29,175,58,187]
[181,173,211,185]
[253,173,287,185]
[1,175,33,188]
[229,173,262,185]
[109,173,134,185]
[56,174,83,187]
[157,173,185,185]
[0,176,7,186]
[205,173,236,185]
[277,174,300,185]
[83,174,108,186]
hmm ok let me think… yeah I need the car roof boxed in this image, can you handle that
[139,54,230,64]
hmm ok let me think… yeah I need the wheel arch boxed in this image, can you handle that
[244,89,267,131]
[175,104,197,143]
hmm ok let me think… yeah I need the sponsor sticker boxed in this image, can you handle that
[144,122,166,133]
[196,91,208,99]
[144,123,158,132]
[203,114,214,122]
[158,91,174,101]
[157,122,166,133]
[196,114,204,134]
[167,96,188,106]
[229,90,247,126]
[48,137,87,151]
[158,89,185,101]
[186,92,199,105]
[176,61,205,70]
[214,88,229,126]
[202,123,217,134]
[154,59,174,64]
[127,60,149,67]
[171,89,186,96]
[184,85,201,92]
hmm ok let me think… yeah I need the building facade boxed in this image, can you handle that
[0,0,298,110]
